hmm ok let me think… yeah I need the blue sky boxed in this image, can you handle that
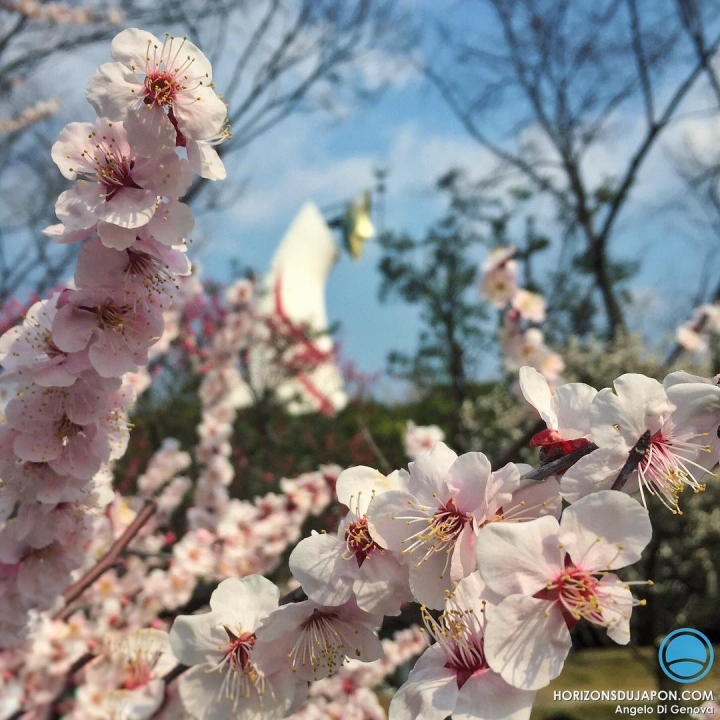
[15,3,720,389]
[193,23,720,385]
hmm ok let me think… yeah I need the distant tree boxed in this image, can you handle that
[424,0,720,339]
[377,171,489,445]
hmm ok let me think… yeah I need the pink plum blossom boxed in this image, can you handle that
[4,375,120,478]
[52,286,168,377]
[50,119,191,249]
[289,466,412,615]
[169,575,305,719]
[0,294,89,386]
[75,236,190,297]
[390,573,536,720]
[86,29,228,162]
[476,491,652,690]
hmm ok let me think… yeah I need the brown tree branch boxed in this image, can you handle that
[53,499,157,618]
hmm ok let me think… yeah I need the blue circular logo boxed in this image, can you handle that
[658,628,714,683]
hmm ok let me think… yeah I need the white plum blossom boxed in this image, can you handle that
[86,28,228,167]
[561,373,715,510]
[519,365,597,460]
[501,324,564,385]
[77,629,177,719]
[479,246,517,308]
[511,289,546,323]
[367,443,560,609]
[289,466,412,615]
[476,491,652,690]
[390,573,536,720]
[255,595,383,682]
[664,371,720,466]
[169,575,305,720]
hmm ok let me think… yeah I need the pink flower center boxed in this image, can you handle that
[428,498,470,547]
[535,560,616,630]
[422,604,488,689]
[121,661,153,690]
[289,608,364,679]
[144,71,179,107]
[214,626,264,710]
[54,414,83,444]
[224,627,257,671]
[344,517,380,567]
[636,429,708,511]
[397,496,471,578]
[78,300,128,331]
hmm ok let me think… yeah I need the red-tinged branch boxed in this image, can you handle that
[54,499,157,618]
[520,442,598,482]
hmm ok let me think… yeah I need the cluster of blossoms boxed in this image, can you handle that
[0,27,228,647]
[3,26,720,720]
[519,366,720,512]
[480,246,564,384]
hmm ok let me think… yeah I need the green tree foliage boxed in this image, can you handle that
[377,171,489,444]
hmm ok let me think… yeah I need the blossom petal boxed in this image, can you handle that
[560,447,628,503]
[173,86,227,140]
[99,188,156,229]
[445,451,493,514]
[553,382,597,438]
[168,614,225,666]
[558,490,651,570]
[484,595,571,690]
[125,105,176,157]
[409,441,457,503]
[110,28,160,67]
[519,366,556,428]
[598,574,634,644]
[476,515,561,597]
[390,651,459,720]
[288,533,354,607]
[208,575,280,630]
[86,62,139,120]
[97,222,138,250]
[187,140,226,180]
[145,200,194,246]
[455,670,536,720]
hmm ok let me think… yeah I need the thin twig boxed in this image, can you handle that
[611,430,651,491]
[357,419,392,474]
[520,442,598,482]
[54,500,157,617]
[279,586,308,605]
